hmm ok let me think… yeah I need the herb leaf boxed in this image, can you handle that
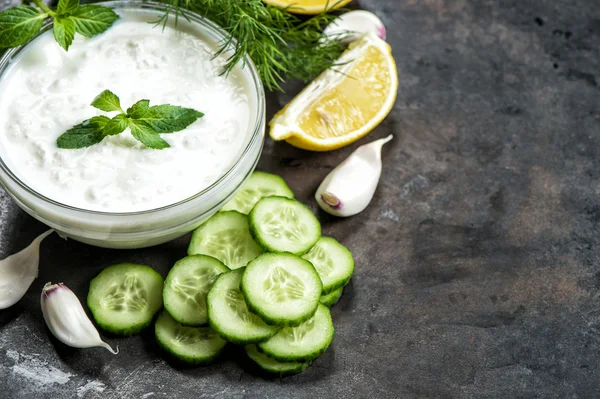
[138,105,204,133]
[53,17,76,51]
[56,0,79,16]
[127,100,150,119]
[91,90,123,113]
[58,91,203,150]
[0,6,46,49]
[102,114,128,136]
[56,116,110,149]
[70,5,118,38]
[160,0,348,91]
[128,120,171,149]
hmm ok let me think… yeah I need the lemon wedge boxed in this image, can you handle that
[262,0,351,15]
[269,33,398,152]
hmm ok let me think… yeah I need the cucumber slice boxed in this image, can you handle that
[207,269,280,344]
[302,237,355,294]
[241,253,322,326]
[221,171,294,214]
[249,196,321,255]
[188,211,263,269]
[155,311,227,365]
[258,304,334,362]
[320,287,343,307]
[163,255,229,326]
[245,344,309,376]
[87,263,163,336]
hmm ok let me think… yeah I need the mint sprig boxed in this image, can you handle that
[56,90,205,150]
[0,0,118,51]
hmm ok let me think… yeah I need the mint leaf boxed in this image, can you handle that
[0,6,46,48]
[56,0,79,16]
[91,90,122,113]
[53,17,75,51]
[129,120,170,149]
[71,5,118,38]
[57,90,203,150]
[137,105,204,133]
[56,116,110,149]
[103,114,128,136]
[127,100,150,119]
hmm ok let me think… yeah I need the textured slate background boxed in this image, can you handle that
[2,0,600,398]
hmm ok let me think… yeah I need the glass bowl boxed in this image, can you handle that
[0,1,265,249]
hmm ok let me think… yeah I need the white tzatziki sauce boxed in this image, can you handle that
[0,10,254,212]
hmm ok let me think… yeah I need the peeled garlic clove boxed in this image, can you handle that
[0,229,54,309]
[323,10,387,44]
[316,135,393,217]
[41,282,117,354]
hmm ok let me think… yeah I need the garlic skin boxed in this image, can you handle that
[323,11,386,44]
[41,282,118,354]
[0,229,54,309]
[316,135,393,217]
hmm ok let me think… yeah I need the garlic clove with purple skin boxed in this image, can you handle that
[323,11,387,44]
[41,282,118,354]
[0,229,54,309]
[316,135,393,217]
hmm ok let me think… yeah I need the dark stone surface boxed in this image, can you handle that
[2,0,600,397]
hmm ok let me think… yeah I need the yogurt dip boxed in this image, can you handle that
[0,9,254,213]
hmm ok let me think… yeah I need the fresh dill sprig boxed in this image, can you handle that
[157,0,349,91]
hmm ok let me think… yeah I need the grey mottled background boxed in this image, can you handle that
[2,0,600,398]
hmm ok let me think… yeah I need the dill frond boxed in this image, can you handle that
[157,0,349,91]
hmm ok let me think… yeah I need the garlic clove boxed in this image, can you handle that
[0,229,54,309]
[316,135,393,217]
[323,11,387,44]
[41,282,117,354]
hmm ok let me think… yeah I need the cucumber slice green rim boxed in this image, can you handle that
[221,171,295,215]
[87,263,164,336]
[163,255,229,326]
[241,253,322,326]
[155,311,227,365]
[249,196,321,255]
[207,269,280,344]
[245,344,309,376]
[258,304,334,362]
[320,287,344,307]
[302,237,355,294]
[188,211,264,270]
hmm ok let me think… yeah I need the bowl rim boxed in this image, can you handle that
[0,0,265,217]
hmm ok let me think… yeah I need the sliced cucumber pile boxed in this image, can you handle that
[155,311,227,365]
[188,211,263,269]
[207,268,279,344]
[221,171,294,214]
[302,237,354,294]
[88,263,164,336]
[241,253,322,326]
[245,344,309,376]
[249,196,321,255]
[86,172,353,376]
[163,255,229,326]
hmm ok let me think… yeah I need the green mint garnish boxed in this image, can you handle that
[0,0,118,51]
[135,105,205,134]
[53,17,75,51]
[70,5,120,39]
[127,100,150,119]
[56,116,110,149]
[56,90,204,150]
[0,6,46,48]
[56,0,78,15]
[91,89,124,113]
